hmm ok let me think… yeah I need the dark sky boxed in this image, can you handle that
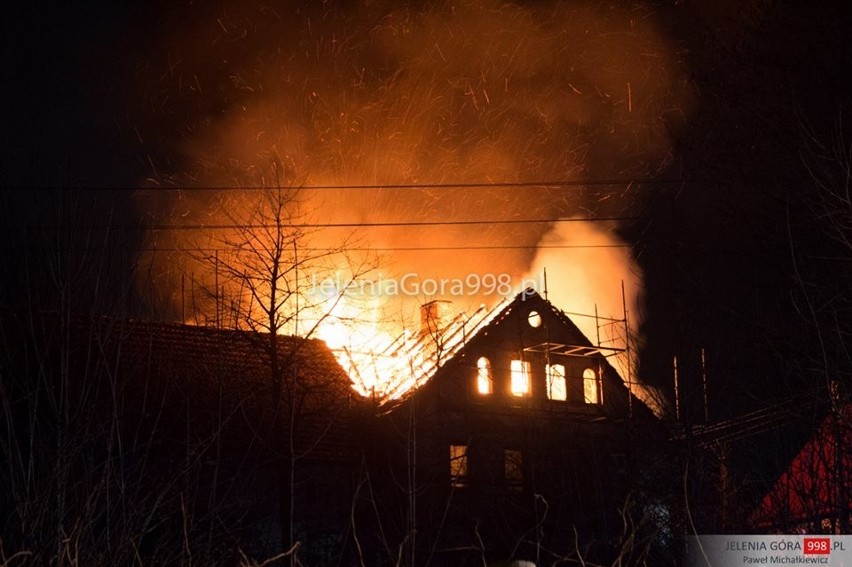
[1,3,149,187]
[2,0,851,434]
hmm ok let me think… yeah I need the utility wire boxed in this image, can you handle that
[4,244,631,253]
[1,179,704,192]
[4,216,635,231]
[133,243,631,253]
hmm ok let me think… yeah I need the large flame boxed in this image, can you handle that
[133,0,694,403]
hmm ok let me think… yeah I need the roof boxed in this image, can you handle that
[1,288,663,443]
[749,404,852,530]
[0,310,364,461]
[335,294,516,401]
[332,289,663,415]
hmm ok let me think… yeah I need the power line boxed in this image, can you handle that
[1,178,704,192]
[4,216,635,231]
[134,243,631,253]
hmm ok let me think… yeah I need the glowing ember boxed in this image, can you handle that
[318,296,514,401]
[132,1,694,414]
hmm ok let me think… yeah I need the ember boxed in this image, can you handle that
[132,0,693,405]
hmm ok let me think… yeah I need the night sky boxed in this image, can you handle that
[2,0,851,467]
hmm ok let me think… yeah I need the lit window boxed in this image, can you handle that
[476,357,493,394]
[510,360,531,397]
[528,310,542,328]
[583,368,601,404]
[450,444,469,488]
[546,364,567,401]
[504,449,523,492]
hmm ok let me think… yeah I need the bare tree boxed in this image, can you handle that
[784,115,852,532]
[680,115,852,540]
[0,189,245,565]
[189,179,378,564]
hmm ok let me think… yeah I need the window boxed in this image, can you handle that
[510,360,531,397]
[449,444,469,488]
[476,357,493,394]
[583,368,601,404]
[546,363,567,401]
[527,310,542,328]
[504,449,523,492]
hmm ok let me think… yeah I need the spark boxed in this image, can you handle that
[132,0,695,400]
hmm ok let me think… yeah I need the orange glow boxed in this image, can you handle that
[450,444,469,488]
[546,363,567,401]
[583,368,600,404]
[520,219,668,417]
[307,296,400,396]
[325,295,514,401]
[135,1,694,419]
[310,296,387,350]
[477,357,493,394]
[510,360,531,397]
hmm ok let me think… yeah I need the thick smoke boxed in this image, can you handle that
[133,0,693,344]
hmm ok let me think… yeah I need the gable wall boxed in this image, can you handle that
[431,294,634,416]
[369,294,653,564]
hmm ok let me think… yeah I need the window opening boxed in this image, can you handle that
[546,363,567,401]
[450,444,469,488]
[528,310,542,328]
[583,368,601,404]
[477,357,493,394]
[510,360,531,397]
[504,449,523,492]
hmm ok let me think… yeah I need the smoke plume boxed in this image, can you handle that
[132,0,693,367]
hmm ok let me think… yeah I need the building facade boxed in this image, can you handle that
[0,291,667,566]
[357,291,664,566]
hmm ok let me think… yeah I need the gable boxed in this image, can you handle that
[749,405,852,531]
[431,291,642,417]
[368,290,656,420]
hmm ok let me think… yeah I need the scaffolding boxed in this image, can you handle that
[523,281,636,418]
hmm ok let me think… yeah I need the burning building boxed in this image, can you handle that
[354,289,663,565]
[0,288,668,565]
[1,0,680,522]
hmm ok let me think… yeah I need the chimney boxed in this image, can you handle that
[420,300,452,338]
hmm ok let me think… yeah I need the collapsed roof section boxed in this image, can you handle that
[337,293,517,402]
[333,289,666,416]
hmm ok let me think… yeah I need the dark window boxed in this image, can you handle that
[504,449,523,492]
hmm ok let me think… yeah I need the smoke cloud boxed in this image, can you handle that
[132,0,693,353]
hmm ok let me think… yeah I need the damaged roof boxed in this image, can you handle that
[333,289,666,416]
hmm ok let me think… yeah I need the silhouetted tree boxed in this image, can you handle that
[192,175,377,564]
